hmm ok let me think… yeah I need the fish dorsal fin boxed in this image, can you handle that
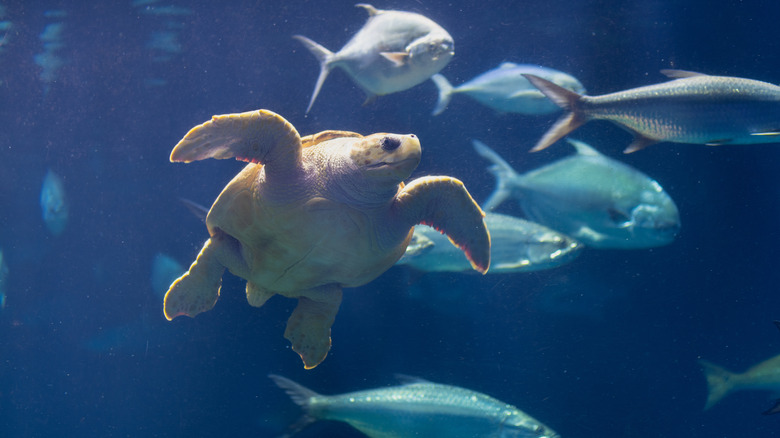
[566,138,601,157]
[498,62,519,69]
[394,374,433,385]
[355,3,380,16]
[380,51,408,67]
[660,69,708,79]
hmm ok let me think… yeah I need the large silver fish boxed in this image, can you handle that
[524,69,780,153]
[431,63,585,116]
[473,139,680,249]
[270,374,560,438]
[40,169,68,236]
[397,212,582,273]
[294,3,454,113]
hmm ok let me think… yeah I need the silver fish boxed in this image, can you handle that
[525,69,780,153]
[398,212,581,273]
[40,169,69,236]
[270,374,560,438]
[474,139,680,249]
[431,63,585,116]
[700,353,780,410]
[294,3,454,113]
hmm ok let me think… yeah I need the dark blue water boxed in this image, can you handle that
[2,1,780,437]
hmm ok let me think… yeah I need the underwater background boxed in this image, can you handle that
[2,0,780,436]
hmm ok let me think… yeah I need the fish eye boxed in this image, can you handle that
[381,136,401,151]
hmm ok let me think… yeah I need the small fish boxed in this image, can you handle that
[270,374,560,438]
[40,169,69,236]
[700,353,780,410]
[0,248,8,309]
[398,212,582,273]
[35,20,67,91]
[525,69,780,153]
[294,3,454,113]
[473,139,680,248]
[431,63,585,116]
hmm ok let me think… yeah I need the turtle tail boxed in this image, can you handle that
[293,35,335,114]
[268,374,321,437]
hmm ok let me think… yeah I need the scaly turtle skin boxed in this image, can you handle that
[163,109,490,369]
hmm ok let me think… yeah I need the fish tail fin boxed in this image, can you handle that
[471,139,518,211]
[293,35,334,114]
[431,74,454,115]
[699,360,738,410]
[523,73,587,152]
[269,374,321,437]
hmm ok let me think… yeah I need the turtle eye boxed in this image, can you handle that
[380,136,401,151]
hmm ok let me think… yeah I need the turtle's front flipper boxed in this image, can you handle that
[395,176,491,274]
[283,285,343,369]
[169,109,302,170]
[163,237,226,320]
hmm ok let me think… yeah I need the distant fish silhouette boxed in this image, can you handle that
[40,170,68,236]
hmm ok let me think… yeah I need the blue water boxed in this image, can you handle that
[2,1,780,437]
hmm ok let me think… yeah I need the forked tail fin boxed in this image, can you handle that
[523,73,586,152]
[471,139,520,211]
[268,374,321,437]
[699,359,737,410]
[293,35,335,114]
[430,74,454,116]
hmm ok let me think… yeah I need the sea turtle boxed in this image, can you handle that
[163,109,490,369]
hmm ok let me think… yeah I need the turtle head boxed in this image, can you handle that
[350,133,421,185]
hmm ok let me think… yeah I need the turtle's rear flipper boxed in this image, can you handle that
[396,176,491,274]
[284,286,343,369]
[163,237,226,320]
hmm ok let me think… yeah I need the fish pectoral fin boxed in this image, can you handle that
[509,90,542,99]
[750,130,780,136]
[704,139,732,146]
[362,94,378,106]
[380,51,409,67]
[623,135,659,153]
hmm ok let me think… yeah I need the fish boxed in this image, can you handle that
[524,69,780,153]
[473,138,680,249]
[398,212,582,273]
[700,353,780,410]
[430,63,586,116]
[40,169,69,236]
[294,3,454,113]
[35,18,67,92]
[270,374,560,438]
[0,248,7,309]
